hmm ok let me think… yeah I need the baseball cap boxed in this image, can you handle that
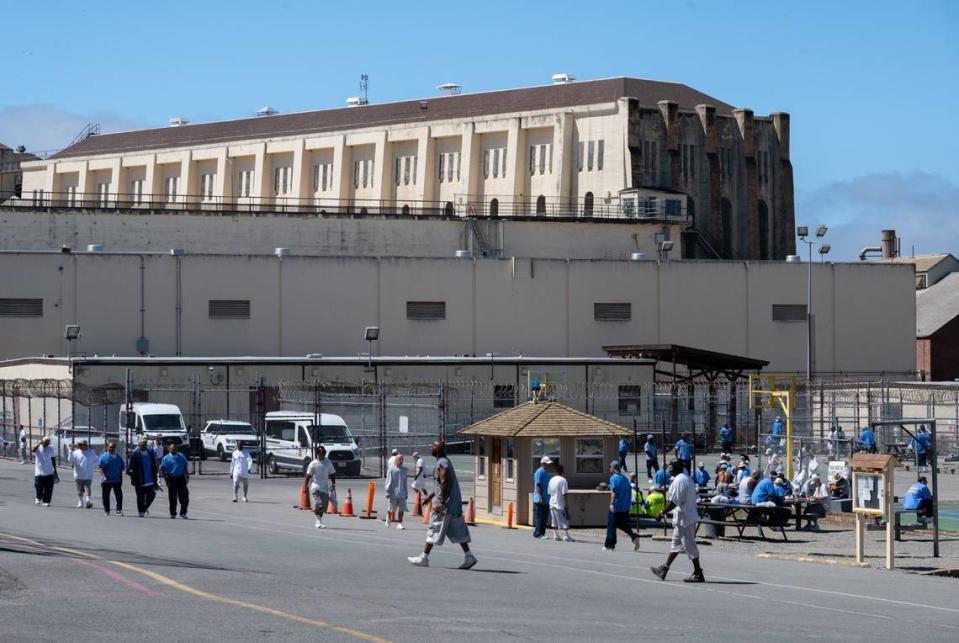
[540,456,553,465]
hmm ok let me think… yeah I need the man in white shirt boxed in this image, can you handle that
[410,450,428,497]
[547,464,573,542]
[230,441,252,502]
[304,445,336,529]
[68,439,96,508]
[33,436,57,506]
[387,448,399,470]
[18,426,28,464]
[651,459,705,583]
[384,454,409,529]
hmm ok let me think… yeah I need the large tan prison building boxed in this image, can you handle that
[18,77,795,260]
[0,251,915,375]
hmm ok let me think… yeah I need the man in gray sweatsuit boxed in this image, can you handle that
[384,453,409,529]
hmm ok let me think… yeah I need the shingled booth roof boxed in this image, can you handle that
[51,77,736,160]
[602,344,768,382]
[457,401,631,437]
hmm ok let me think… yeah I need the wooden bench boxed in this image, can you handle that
[696,503,789,541]
[892,508,928,541]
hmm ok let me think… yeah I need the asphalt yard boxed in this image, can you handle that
[1,458,958,642]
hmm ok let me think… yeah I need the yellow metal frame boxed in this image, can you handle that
[748,374,797,479]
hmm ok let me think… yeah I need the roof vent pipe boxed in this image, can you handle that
[785,255,802,263]
[346,97,368,107]
[881,229,898,259]
[859,247,882,262]
[552,73,576,84]
[437,83,463,96]
[168,116,190,127]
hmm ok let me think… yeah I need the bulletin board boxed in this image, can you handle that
[853,473,885,515]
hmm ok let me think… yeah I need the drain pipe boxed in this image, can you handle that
[859,246,881,262]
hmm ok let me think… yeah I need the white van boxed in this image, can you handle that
[119,403,189,450]
[264,411,362,476]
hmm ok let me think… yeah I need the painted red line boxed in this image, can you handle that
[71,558,161,596]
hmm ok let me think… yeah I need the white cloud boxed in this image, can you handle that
[797,172,959,261]
[0,104,144,158]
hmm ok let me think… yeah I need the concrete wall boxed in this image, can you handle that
[0,252,916,374]
[0,208,681,260]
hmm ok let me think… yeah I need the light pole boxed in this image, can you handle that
[798,225,827,435]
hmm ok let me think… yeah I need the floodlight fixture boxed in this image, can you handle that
[818,244,831,255]
[64,325,81,340]
[659,240,674,253]
[364,326,380,342]
[797,225,809,239]
[816,224,828,238]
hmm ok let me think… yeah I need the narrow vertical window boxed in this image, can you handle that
[455,152,461,181]
[597,140,604,171]
[446,154,453,182]
[395,157,401,186]
[412,155,417,185]
[438,154,445,183]
[587,141,595,171]
[404,157,411,186]
[313,165,319,192]
[577,142,584,171]
[539,145,546,175]
[353,161,359,188]
[529,146,536,175]
[548,143,553,174]
[493,149,499,178]
[369,159,374,188]
[501,148,507,175]
[483,150,489,179]
[362,159,368,188]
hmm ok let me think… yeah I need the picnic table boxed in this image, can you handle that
[782,498,825,530]
[695,501,789,541]
[884,441,910,456]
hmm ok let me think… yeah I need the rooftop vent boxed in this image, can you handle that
[256,105,278,117]
[785,255,802,263]
[86,244,104,253]
[274,247,292,257]
[168,116,190,127]
[552,72,576,84]
[437,83,463,96]
[346,96,368,107]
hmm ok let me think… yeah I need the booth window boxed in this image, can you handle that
[531,437,560,471]
[476,436,487,478]
[575,438,605,474]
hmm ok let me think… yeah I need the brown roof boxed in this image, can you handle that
[457,401,631,437]
[883,254,954,274]
[51,77,736,160]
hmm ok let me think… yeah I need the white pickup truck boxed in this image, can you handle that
[200,419,258,461]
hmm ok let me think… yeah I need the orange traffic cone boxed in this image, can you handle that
[296,482,310,511]
[421,503,430,524]
[340,489,356,517]
[505,501,515,529]
[326,497,338,515]
[359,480,378,519]
[465,496,476,525]
[412,490,423,517]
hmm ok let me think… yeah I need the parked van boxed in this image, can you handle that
[264,411,362,476]
[119,403,189,450]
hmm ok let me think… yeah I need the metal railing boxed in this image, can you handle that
[5,190,691,223]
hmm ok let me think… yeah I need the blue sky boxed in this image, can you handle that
[1,0,956,259]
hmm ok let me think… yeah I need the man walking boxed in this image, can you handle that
[33,435,57,506]
[304,445,335,529]
[127,438,160,517]
[230,441,252,502]
[408,441,476,570]
[675,433,693,473]
[618,437,630,472]
[410,450,428,505]
[160,443,190,519]
[548,464,573,541]
[644,435,659,483]
[68,439,96,508]
[97,441,124,516]
[603,460,641,552]
[532,456,553,538]
[385,453,409,529]
[651,459,705,582]
[719,423,734,455]
[18,425,28,464]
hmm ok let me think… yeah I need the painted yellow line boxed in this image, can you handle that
[473,517,533,530]
[0,532,389,643]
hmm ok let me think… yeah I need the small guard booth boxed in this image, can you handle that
[458,400,632,527]
[850,453,900,569]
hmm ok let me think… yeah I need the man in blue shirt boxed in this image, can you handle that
[644,435,659,483]
[618,437,630,472]
[675,433,693,473]
[752,476,790,524]
[97,441,125,516]
[903,476,933,524]
[719,423,734,455]
[858,427,877,454]
[768,417,784,449]
[655,467,672,490]
[532,456,553,538]
[603,460,641,552]
[127,438,160,517]
[160,443,190,519]
[693,463,710,488]
[911,427,932,472]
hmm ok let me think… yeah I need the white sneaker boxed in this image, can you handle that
[602,546,613,551]
[116,511,123,517]
[553,534,562,541]
[144,511,150,517]
[563,535,575,542]
[314,518,325,529]
[242,497,248,503]
[384,519,391,527]
[232,497,238,503]
[35,498,40,505]
[408,554,429,567]
[396,524,405,530]
[42,503,50,507]
[459,553,478,570]
[77,500,83,508]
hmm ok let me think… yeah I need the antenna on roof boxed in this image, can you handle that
[360,74,369,104]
